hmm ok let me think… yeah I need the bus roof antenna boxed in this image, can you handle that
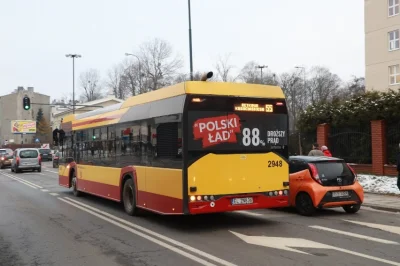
[201,71,213,81]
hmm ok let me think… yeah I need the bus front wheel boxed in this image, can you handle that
[123,178,138,216]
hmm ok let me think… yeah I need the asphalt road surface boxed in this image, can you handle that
[1,162,400,266]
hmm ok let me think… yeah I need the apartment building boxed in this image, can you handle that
[365,0,400,91]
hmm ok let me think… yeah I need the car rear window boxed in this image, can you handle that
[0,150,6,154]
[39,149,51,153]
[315,161,354,180]
[20,150,39,158]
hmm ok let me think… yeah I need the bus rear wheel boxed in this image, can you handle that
[123,178,138,216]
[72,174,82,197]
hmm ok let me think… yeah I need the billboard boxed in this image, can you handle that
[11,120,36,134]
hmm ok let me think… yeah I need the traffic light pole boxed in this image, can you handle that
[72,56,75,114]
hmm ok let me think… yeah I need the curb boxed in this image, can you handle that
[363,203,400,213]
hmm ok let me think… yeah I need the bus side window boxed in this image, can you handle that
[153,122,182,169]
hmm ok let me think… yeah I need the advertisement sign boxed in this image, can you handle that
[11,120,36,134]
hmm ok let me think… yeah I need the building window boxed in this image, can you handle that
[389,65,400,85]
[389,30,400,51]
[389,0,399,17]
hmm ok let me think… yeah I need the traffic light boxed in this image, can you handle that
[23,96,31,110]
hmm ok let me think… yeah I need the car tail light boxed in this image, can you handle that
[347,163,357,183]
[54,157,59,160]
[0,157,4,161]
[16,157,20,166]
[308,163,322,185]
[39,155,42,165]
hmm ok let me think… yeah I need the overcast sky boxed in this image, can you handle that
[0,0,364,100]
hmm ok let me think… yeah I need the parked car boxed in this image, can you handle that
[0,148,13,169]
[52,151,60,168]
[289,156,364,216]
[38,148,52,161]
[11,148,42,173]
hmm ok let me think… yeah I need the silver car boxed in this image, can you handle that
[11,148,42,173]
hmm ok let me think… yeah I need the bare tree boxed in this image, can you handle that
[79,69,103,102]
[279,71,308,130]
[138,38,183,91]
[106,64,129,99]
[214,53,237,82]
[307,66,342,104]
[239,61,277,85]
[174,71,204,82]
[342,76,365,96]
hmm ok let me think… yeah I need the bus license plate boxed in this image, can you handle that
[231,197,253,205]
[332,191,349,198]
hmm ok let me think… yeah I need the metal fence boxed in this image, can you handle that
[386,122,400,165]
[328,125,372,164]
[289,130,316,156]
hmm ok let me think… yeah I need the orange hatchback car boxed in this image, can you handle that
[289,156,364,216]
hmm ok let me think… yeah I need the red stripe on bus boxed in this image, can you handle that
[77,179,120,202]
[73,114,123,127]
[188,194,289,214]
[59,175,69,187]
[137,191,183,214]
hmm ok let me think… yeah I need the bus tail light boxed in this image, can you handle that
[276,102,284,106]
[192,98,205,103]
[308,163,322,185]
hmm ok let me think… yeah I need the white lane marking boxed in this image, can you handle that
[49,193,59,196]
[234,211,264,217]
[0,173,38,189]
[37,173,58,178]
[41,189,49,192]
[64,197,237,266]
[344,220,400,236]
[45,170,59,174]
[231,231,400,266]
[309,225,399,245]
[59,198,219,266]
[5,174,43,189]
[362,206,400,215]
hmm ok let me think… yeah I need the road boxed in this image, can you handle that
[1,162,399,266]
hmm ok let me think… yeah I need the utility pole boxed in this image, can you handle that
[188,0,194,81]
[256,65,268,84]
[65,54,82,114]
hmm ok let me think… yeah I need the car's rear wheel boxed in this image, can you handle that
[295,192,316,216]
[123,178,138,216]
[343,204,361,214]
[0,164,4,169]
[37,167,41,173]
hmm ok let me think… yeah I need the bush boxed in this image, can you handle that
[298,89,400,132]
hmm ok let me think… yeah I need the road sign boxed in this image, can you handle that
[230,231,400,266]
[35,138,40,143]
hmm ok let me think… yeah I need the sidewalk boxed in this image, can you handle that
[363,192,400,212]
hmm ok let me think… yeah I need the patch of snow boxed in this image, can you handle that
[358,174,400,195]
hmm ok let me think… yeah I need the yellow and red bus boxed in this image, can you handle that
[58,80,289,215]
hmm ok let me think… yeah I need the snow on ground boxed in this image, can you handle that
[358,174,400,195]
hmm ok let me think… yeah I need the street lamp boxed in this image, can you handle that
[256,65,268,83]
[65,54,81,114]
[295,65,306,155]
[188,0,194,81]
[295,66,306,92]
[125,53,143,90]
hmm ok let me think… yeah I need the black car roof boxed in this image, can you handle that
[289,155,344,163]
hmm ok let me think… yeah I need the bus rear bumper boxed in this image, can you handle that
[188,193,289,214]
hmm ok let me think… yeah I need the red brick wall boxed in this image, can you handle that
[317,123,329,147]
[384,165,398,176]
[316,120,398,177]
[349,164,373,175]
[371,120,386,175]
